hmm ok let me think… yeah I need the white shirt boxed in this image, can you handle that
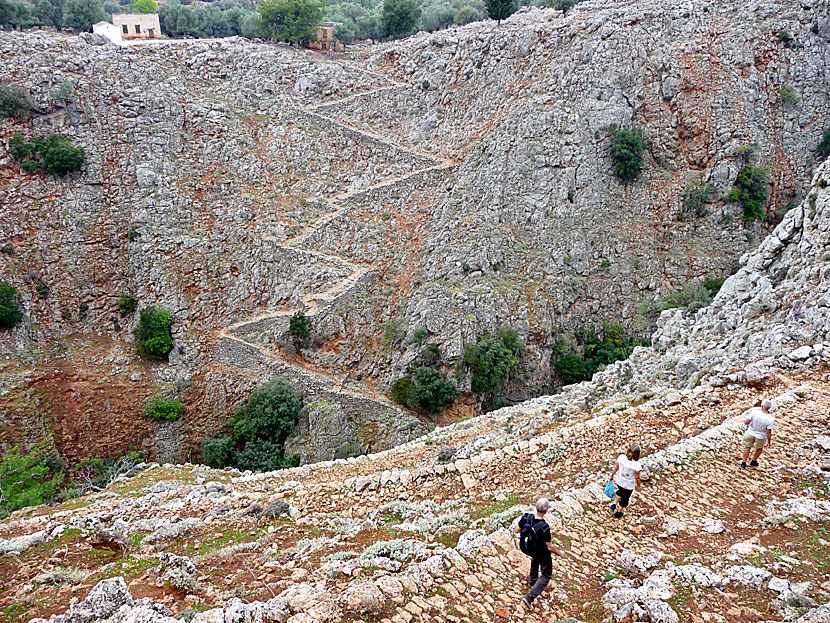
[615,454,641,490]
[746,407,775,439]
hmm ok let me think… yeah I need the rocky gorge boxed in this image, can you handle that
[1,0,830,464]
[0,151,829,622]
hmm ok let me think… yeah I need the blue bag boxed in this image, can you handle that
[604,479,615,499]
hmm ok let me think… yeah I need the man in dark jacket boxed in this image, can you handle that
[513,497,556,612]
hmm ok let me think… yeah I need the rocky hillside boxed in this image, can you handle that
[1,0,830,462]
[1,157,830,622]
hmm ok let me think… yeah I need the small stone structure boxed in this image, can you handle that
[307,22,344,52]
[92,21,122,44]
[112,13,161,39]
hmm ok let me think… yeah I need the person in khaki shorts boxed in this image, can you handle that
[740,399,774,470]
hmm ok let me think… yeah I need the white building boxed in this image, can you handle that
[112,13,161,39]
[92,20,123,44]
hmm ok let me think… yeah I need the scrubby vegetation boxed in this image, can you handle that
[462,328,524,394]
[8,133,86,175]
[133,306,174,360]
[117,293,136,316]
[0,446,146,516]
[818,130,830,159]
[67,452,145,497]
[678,182,713,221]
[729,164,770,222]
[202,377,302,472]
[635,277,725,331]
[289,312,311,346]
[0,447,64,518]
[0,84,33,119]
[609,124,647,181]
[390,365,460,414]
[410,367,461,413]
[554,322,646,385]
[0,281,23,329]
[143,397,184,421]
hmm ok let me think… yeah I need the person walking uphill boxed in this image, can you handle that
[609,444,642,519]
[513,497,556,614]
[741,399,775,470]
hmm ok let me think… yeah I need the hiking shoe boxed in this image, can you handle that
[740,462,747,470]
[515,598,531,616]
[613,511,624,519]
[749,460,759,467]
[609,503,617,513]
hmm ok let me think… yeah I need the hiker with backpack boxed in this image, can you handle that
[513,497,556,613]
[608,444,642,519]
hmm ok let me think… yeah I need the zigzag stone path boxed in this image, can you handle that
[215,70,458,421]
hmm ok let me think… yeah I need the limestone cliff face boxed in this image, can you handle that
[307,0,830,390]
[0,0,828,459]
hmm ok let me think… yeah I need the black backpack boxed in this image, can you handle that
[519,513,547,557]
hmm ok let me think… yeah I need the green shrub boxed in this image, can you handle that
[8,133,33,160]
[0,281,23,329]
[231,377,302,444]
[555,353,590,385]
[730,164,770,222]
[117,293,136,316]
[555,322,646,385]
[390,377,416,407]
[415,343,441,368]
[234,439,297,472]
[734,142,760,160]
[462,328,524,394]
[453,6,475,24]
[133,306,173,360]
[202,377,302,471]
[817,130,830,158]
[35,280,49,299]
[0,243,14,255]
[7,133,85,175]
[0,84,33,119]
[412,328,428,343]
[778,84,798,105]
[289,312,310,345]
[410,367,460,413]
[335,22,355,45]
[258,0,322,42]
[41,134,85,175]
[143,397,184,421]
[133,0,157,12]
[382,320,404,347]
[609,124,647,181]
[0,447,64,518]
[777,29,791,42]
[679,182,713,220]
[703,277,725,298]
[636,279,713,330]
[202,436,236,469]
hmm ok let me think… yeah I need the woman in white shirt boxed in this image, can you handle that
[609,444,642,519]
